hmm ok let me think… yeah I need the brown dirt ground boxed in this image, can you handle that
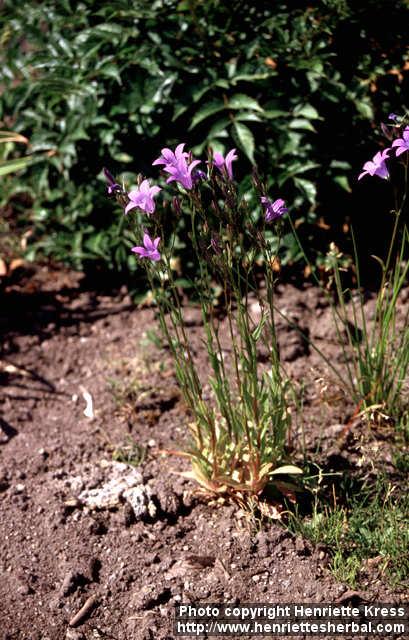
[0,265,408,640]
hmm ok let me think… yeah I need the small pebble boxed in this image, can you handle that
[17,584,32,596]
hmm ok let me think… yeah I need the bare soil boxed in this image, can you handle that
[0,265,407,640]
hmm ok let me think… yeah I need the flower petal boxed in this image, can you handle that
[213,151,224,168]
[131,246,146,256]
[125,201,137,214]
[139,179,150,192]
[127,189,141,201]
[175,143,186,158]
[273,198,285,210]
[143,232,154,250]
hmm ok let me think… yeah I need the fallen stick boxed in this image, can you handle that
[69,594,98,627]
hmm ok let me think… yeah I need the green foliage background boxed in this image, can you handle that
[0,0,408,276]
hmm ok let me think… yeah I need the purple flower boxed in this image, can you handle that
[261,197,288,222]
[192,169,207,183]
[392,126,409,157]
[131,233,161,262]
[358,149,390,181]
[389,113,399,122]
[124,179,161,215]
[153,143,189,166]
[152,143,200,190]
[213,148,238,180]
[103,167,121,195]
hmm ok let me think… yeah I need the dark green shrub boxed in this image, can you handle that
[0,0,408,276]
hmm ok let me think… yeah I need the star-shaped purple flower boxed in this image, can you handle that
[261,197,288,222]
[131,233,161,262]
[358,149,390,181]
[153,143,189,166]
[125,180,161,215]
[392,126,409,157]
[213,148,238,180]
[152,143,200,190]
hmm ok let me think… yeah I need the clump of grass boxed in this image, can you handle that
[288,116,409,426]
[327,225,409,424]
[289,477,409,588]
[112,437,147,467]
[107,338,166,416]
[107,374,143,411]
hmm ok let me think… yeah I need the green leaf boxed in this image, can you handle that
[189,100,225,130]
[231,72,272,84]
[85,232,107,256]
[0,156,34,176]
[228,93,264,112]
[173,278,194,289]
[233,122,255,163]
[97,62,122,83]
[293,104,321,120]
[235,112,263,123]
[206,117,231,138]
[93,23,124,36]
[191,83,213,104]
[214,79,230,90]
[111,152,133,163]
[330,160,352,170]
[251,310,268,342]
[264,109,288,119]
[333,175,351,192]
[355,100,374,120]
[173,103,190,121]
[289,118,316,132]
[293,177,317,204]
[277,161,320,187]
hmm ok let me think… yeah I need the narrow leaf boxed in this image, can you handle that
[270,465,303,475]
[0,156,33,176]
[0,131,28,144]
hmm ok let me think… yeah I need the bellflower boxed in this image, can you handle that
[125,179,161,215]
[358,149,390,181]
[153,143,200,190]
[261,197,288,222]
[391,126,409,157]
[103,167,121,195]
[131,232,161,261]
[153,143,188,166]
[192,169,207,183]
[213,148,238,180]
